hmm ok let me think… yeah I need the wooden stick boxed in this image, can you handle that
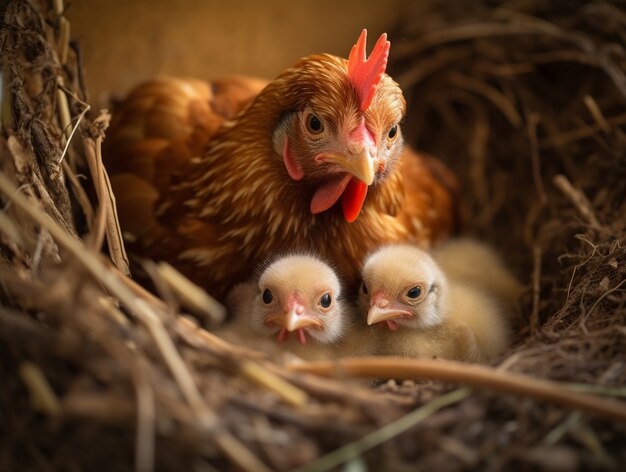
[445,71,522,128]
[58,17,70,66]
[156,262,226,324]
[133,358,155,472]
[0,211,24,247]
[530,244,542,334]
[553,174,602,230]
[527,112,547,204]
[52,0,63,15]
[84,136,108,253]
[176,316,266,360]
[82,126,130,275]
[239,360,309,407]
[288,357,626,422]
[539,112,626,148]
[56,77,72,140]
[19,361,61,417]
[583,95,610,132]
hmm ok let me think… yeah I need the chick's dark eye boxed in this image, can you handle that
[319,293,332,308]
[307,114,324,134]
[362,283,368,295]
[262,288,273,304]
[388,124,398,140]
[406,286,422,299]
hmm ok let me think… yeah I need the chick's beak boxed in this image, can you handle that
[367,292,414,326]
[285,306,323,331]
[264,301,323,332]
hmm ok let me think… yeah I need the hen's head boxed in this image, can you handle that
[250,254,345,346]
[360,245,449,331]
[268,30,406,222]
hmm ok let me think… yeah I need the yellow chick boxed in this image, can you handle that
[432,238,523,311]
[360,244,511,363]
[222,254,375,361]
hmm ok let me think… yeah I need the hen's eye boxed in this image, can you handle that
[406,286,422,299]
[388,124,398,140]
[362,283,368,295]
[319,293,332,308]
[307,114,324,134]
[262,288,273,304]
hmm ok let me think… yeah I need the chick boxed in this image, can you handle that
[222,254,375,361]
[432,238,523,311]
[360,244,511,363]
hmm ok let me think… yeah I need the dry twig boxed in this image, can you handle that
[18,361,61,417]
[290,357,626,422]
[156,262,226,324]
[530,244,542,334]
[82,115,130,275]
[553,174,602,230]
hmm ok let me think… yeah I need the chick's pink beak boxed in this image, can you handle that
[284,303,322,332]
[367,291,414,328]
[264,298,323,345]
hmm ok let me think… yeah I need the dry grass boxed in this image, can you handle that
[1,0,626,470]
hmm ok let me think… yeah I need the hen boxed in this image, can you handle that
[104,30,461,300]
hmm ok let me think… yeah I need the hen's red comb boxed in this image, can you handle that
[347,29,390,112]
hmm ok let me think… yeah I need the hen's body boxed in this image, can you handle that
[105,47,460,301]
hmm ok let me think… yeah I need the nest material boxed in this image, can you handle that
[1,0,626,471]
[393,0,626,376]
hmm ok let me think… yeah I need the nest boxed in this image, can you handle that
[1,0,625,470]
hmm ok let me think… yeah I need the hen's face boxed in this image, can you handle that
[360,245,448,331]
[250,255,344,345]
[271,41,405,221]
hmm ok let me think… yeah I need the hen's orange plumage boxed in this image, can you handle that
[104,31,461,300]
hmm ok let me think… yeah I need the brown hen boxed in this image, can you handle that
[104,30,462,300]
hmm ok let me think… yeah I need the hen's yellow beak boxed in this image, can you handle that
[317,149,375,185]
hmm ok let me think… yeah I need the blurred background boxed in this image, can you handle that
[68,0,410,105]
